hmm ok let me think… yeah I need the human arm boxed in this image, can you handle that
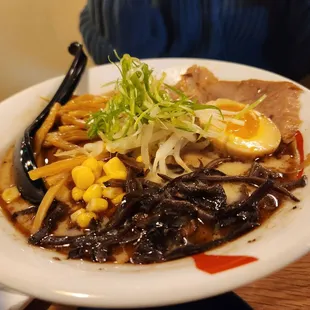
[79,0,167,64]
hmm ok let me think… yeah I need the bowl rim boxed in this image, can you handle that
[0,58,309,308]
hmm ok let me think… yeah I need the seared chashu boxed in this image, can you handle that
[177,65,302,143]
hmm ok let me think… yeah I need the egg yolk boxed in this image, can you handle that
[217,102,259,139]
[196,98,282,159]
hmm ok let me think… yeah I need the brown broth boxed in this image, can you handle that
[0,133,302,264]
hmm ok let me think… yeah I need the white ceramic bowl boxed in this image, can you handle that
[0,59,309,308]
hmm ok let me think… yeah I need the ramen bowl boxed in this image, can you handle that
[0,58,309,308]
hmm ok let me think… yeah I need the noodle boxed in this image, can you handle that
[58,125,79,133]
[34,102,61,156]
[29,156,88,180]
[43,130,89,147]
[58,101,107,113]
[31,174,68,234]
[60,114,86,128]
[44,132,80,150]
[45,172,70,187]
[68,110,92,118]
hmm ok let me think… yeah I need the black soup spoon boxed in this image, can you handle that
[13,42,88,205]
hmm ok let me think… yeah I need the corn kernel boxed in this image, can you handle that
[103,157,127,180]
[72,166,95,190]
[82,157,98,172]
[111,193,125,205]
[94,161,104,178]
[136,156,143,163]
[83,184,102,203]
[86,198,109,212]
[1,186,20,203]
[102,187,123,199]
[76,211,97,228]
[95,165,103,179]
[96,175,111,185]
[70,208,86,222]
[111,171,127,180]
[98,161,105,169]
[72,187,84,201]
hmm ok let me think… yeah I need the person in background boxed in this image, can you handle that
[79,0,310,81]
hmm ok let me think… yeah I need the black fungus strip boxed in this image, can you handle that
[282,175,307,191]
[198,174,300,202]
[205,157,232,169]
[103,195,143,230]
[37,234,77,247]
[91,243,109,263]
[26,165,307,264]
[163,222,259,262]
[126,176,143,193]
[117,154,145,173]
[104,179,126,188]
[12,206,38,219]
[217,180,273,227]
[157,173,173,182]
[248,162,283,179]
[240,184,250,200]
[173,183,226,200]
[220,180,273,218]
[159,168,226,190]
[28,203,68,245]
[152,199,198,218]
[38,221,141,248]
[138,179,162,189]
[166,164,185,174]
[187,159,205,171]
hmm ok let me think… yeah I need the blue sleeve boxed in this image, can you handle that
[79,0,203,64]
[79,0,167,64]
[285,0,310,80]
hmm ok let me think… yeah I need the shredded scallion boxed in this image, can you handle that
[234,94,267,120]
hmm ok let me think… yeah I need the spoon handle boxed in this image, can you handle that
[30,42,87,132]
[14,42,87,205]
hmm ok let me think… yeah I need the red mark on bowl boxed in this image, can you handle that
[192,254,258,274]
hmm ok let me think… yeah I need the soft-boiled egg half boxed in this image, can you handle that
[195,98,281,159]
